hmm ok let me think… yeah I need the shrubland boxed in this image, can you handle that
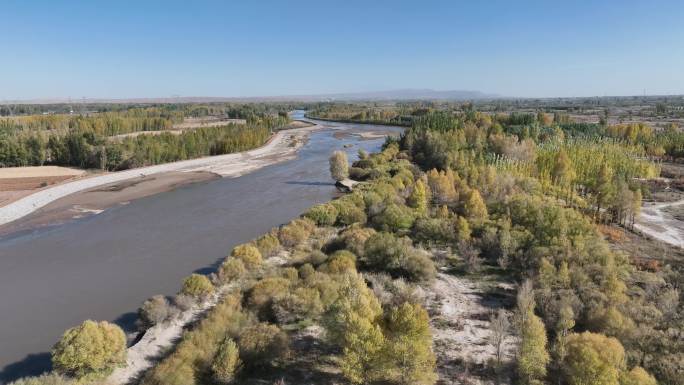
[29,105,683,385]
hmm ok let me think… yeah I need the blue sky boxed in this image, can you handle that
[1,0,683,99]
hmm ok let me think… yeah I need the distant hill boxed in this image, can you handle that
[1,89,499,104]
[313,89,499,101]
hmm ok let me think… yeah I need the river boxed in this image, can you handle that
[0,113,402,383]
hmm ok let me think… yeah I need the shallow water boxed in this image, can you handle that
[0,114,402,382]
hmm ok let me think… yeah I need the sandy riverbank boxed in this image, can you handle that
[634,199,684,248]
[0,171,218,236]
[0,123,320,231]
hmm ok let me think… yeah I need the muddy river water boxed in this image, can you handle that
[0,114,402,382]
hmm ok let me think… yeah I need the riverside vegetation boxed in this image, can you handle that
[11,106,683,385]
[0,104,292,170]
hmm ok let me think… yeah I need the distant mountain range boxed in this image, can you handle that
[2,89,500,104]
[300,89,500,101]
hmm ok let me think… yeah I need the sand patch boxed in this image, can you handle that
[0,166,85,179]
[426,272,516,384]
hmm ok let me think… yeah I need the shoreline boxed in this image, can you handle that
[0,122,321,232]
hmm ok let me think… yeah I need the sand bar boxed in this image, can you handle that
[0,124,319,227]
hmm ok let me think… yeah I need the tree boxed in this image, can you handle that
[561,332,625,385]
[51,320,126,380]
[323,272,382,346]
[554,304,575,365]
[464,189,488,222]
[330,150,349,181]
[516,279,535,326]
[180,273,214,299]
[211,337,242,384]
[518,310,550,385]
[383,303,437,385]
[426,169,457,204]
[593,164,614,222]
[407,179,429,215]
[339,310,386,384]
[515,281,549,385]
[551,149,575,186]
[489,308,510,369]
[454,215,471,241]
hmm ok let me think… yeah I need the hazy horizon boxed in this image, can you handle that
[3,88,684,105]
[2,0,683,100]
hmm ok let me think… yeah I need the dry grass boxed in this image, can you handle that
[598,224,627,242]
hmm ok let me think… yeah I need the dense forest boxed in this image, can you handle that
[0,104,292,170]
[14,106,682,385]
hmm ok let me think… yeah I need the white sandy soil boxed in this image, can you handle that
[634,199,684,248]
[427,273,516,384]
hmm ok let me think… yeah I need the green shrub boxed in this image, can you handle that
[281,267,299,282]
[211,337,242,384]
[298,263,316,281]
[238,323,289,368]
[339,225,376,257]
[8,374,73,385]
[306,250,329,266]
[304,203,339,226]
[349,166,371,180]
[248,277,291,319]
[413,217,454,244]
[231,244,263,270]
[218,258,247,283]
[180,274,214,299]
[372,203,415,232]
[141,294,248,385]
[139,295,173,328]
[322,250,357,274]
[51,320,126,380]
[621,367,657,385]
[364,232,435,282]
[331,199,367,225]
[330,150,349,181]
[273,287,324,323]
[562,332,624,385]
[254,232,280,257]
[278,218,315,247]
[403,249,437,282]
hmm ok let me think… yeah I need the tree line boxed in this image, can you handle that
[0,105,291,170]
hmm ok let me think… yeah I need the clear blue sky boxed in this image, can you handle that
[1,0,683,99]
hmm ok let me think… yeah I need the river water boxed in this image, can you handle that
[0,114,402,382]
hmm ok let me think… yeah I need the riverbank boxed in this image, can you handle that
[634,199,684,247]
[303,113,411,127]
[0,123,320,232]
[0,118,404,383]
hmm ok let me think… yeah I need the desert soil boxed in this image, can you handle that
[426,272,516,385]
[0,166,89,208]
